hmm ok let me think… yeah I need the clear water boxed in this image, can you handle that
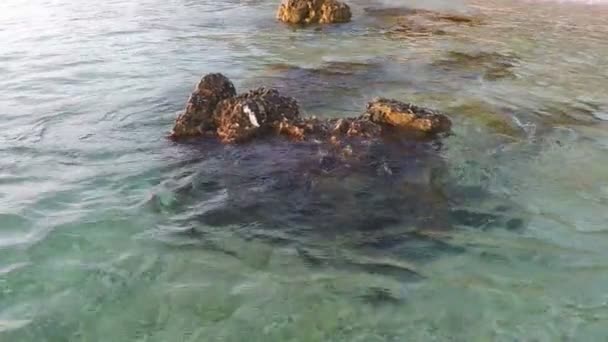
[1,0,608,340]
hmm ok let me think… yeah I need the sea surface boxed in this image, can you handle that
[1,0,608,340]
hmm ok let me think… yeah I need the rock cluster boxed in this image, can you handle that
[171,73,451,143]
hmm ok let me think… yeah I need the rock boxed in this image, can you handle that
[365,98,452,134]
[535,101,604,126]
[387,19,447,38]
[171,73,236,138]
[214,87,300,143]
[276,0,352,25]
[171,73,452,144]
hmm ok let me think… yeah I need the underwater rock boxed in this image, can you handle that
[277,0,352,25]
[171,73,237,138]
[447,100,524,137]
[373,7,482,39]
[432,51,518,81]
[534,100,604,127]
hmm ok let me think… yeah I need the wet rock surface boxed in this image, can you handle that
[447,100,524,137]
[171,73,452,144]
[215,87,300,143]
[365,98,453,134]
[171,73,237,138]
[277,0,352,25]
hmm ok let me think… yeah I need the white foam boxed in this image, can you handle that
[243,105,260,127]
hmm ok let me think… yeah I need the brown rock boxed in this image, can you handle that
[365,98,452,134]
[170,74,452,144]
[171,73,236,138]
[277,0,352,25]
[214,87,300,143]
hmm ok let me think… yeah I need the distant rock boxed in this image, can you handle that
[276,0,352,25]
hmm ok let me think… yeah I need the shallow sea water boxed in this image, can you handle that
[1,0,608,340]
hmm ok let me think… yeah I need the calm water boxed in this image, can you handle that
[1,0,608,340]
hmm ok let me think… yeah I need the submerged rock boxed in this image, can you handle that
[534,101,605,127]
[370,7,482,39]
[277,0,352,25]
[366,7,481,24]
[448,100,524,137]
[432,51,519,81]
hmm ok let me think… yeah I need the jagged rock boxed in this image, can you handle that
[171,73,236,138]
[365,98,452,134]
[170,73,452,143]
[277,0,352,25]
[214,87,300,143]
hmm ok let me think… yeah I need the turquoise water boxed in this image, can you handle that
[1,0,608,340]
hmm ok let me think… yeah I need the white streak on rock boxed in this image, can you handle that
[243,105,260,127]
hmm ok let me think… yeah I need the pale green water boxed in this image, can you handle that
[1,0,608,341]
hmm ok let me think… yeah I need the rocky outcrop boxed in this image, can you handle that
[277,0,352,25]
[215,88,300,143]
[365,98,452,134]
[170,73,451,143]
[171,73,236,138]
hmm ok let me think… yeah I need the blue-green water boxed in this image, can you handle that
[1,0,608,340]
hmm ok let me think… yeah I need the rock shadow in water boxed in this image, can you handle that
[156,135,527,284]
